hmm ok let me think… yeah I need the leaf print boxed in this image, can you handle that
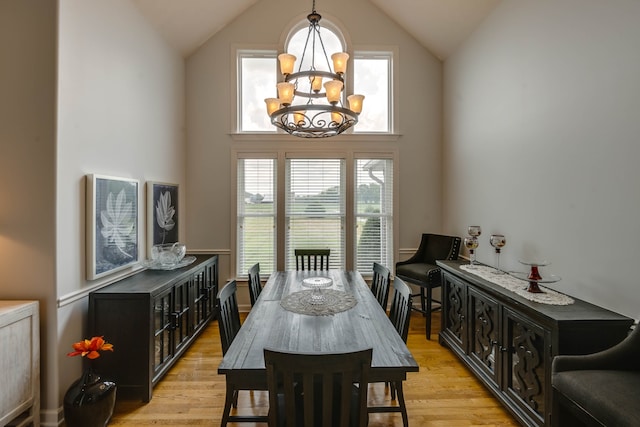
[100,188,135,258]
[156,191,175,243]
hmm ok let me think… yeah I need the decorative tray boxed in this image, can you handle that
[142,255,196,270]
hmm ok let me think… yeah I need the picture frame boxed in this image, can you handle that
[86,174,140,280]
[146,181,179,259]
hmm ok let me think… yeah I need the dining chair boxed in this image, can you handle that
[247,263,262,307]
[368,277,413,427]
[218,280,241,355]
[264,348,372,427]
[218,280,267,426]
[294,248,330,271]
[370,262,391,311]
[395,233,461,340]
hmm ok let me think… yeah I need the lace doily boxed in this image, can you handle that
[280,289,357,316]
[460,265,574,305]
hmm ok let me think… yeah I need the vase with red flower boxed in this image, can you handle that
[64,336,117,427]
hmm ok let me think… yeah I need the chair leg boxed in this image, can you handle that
[221,383,235,427]
[426,286,433,340]
[394,381,409,427]
[420,287,426,315]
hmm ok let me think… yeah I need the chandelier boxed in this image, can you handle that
[264,0,364,138]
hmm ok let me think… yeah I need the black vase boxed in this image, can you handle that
[64,368,117,427]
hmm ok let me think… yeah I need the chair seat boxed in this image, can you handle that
[395,262,439,285]
[553,370,640,427]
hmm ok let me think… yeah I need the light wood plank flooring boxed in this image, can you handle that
[109,311,519,426]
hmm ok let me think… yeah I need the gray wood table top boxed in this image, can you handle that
[218,270,419,384]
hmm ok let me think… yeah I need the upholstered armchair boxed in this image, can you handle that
[552,324,639,426]
[395,233,461,340]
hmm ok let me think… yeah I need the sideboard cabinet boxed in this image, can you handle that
[437,260,634,427]
[0,300,39,427]
[89,255,218,402]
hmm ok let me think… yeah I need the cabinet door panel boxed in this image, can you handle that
[441,273,467,352]
[503,308,548,426]
[206,261,219,318]
[153,289,173,375]
[173,279,192,353]
[468,287,500,384]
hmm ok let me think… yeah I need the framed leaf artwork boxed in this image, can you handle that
[146,181,179,259]
[86,174,140,280]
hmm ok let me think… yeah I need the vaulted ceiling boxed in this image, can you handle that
[132,0,501,60]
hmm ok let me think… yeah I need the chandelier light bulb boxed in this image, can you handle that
[309,75,323,92]
[276,82,295,105]
[331,111,343,125]
[264,98,281,116]
[324,80,343,104]
[331,52,349,74]
[293,111,306,125]
[278,53,296,75]
[347,94,365,114]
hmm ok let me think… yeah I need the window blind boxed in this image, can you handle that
[285,159,345,270]
[237,158,276,275]
[355,159,393,273]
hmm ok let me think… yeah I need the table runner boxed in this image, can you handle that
[460,265,574,305]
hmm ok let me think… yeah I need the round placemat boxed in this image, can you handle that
[280,289,357,316]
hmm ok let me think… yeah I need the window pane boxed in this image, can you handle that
[237,159,276,275]
[240,55,277,132]
[285,159,345,270]
[355,159,393,273]
[354,57,390,132]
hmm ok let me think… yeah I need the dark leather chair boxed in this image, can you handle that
[247,263,262,307]
[294,248,330,270]
[264,348,372,427]
[395,233,461,340]
[218,280,267,425]
[552,325,639,427]
[370,262,391,311]
[367,277,413,427]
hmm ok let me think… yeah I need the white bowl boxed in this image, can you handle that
[151,243,186,266]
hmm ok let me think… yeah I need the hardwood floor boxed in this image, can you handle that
[109,311,519,426]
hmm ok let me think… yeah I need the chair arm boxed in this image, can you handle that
[427,267,441,285]
[396,252,425,267]
[553,326,638,373]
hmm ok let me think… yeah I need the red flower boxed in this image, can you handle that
[67,336,114,359]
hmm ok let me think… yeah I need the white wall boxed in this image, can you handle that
[54,0,185,423]
[0,0,57,423]
[443,0,640,319]
[185,0,443,285]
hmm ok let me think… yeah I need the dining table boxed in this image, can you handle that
[217,269,419,425]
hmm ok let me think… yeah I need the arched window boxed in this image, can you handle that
[286,23,344,75]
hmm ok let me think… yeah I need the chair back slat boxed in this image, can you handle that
[247,263,262,307]
[294,249,330,271]
[264,348,372,427]
[217,280,241,355]
[370,262,391,310]
[389,278,413,343]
